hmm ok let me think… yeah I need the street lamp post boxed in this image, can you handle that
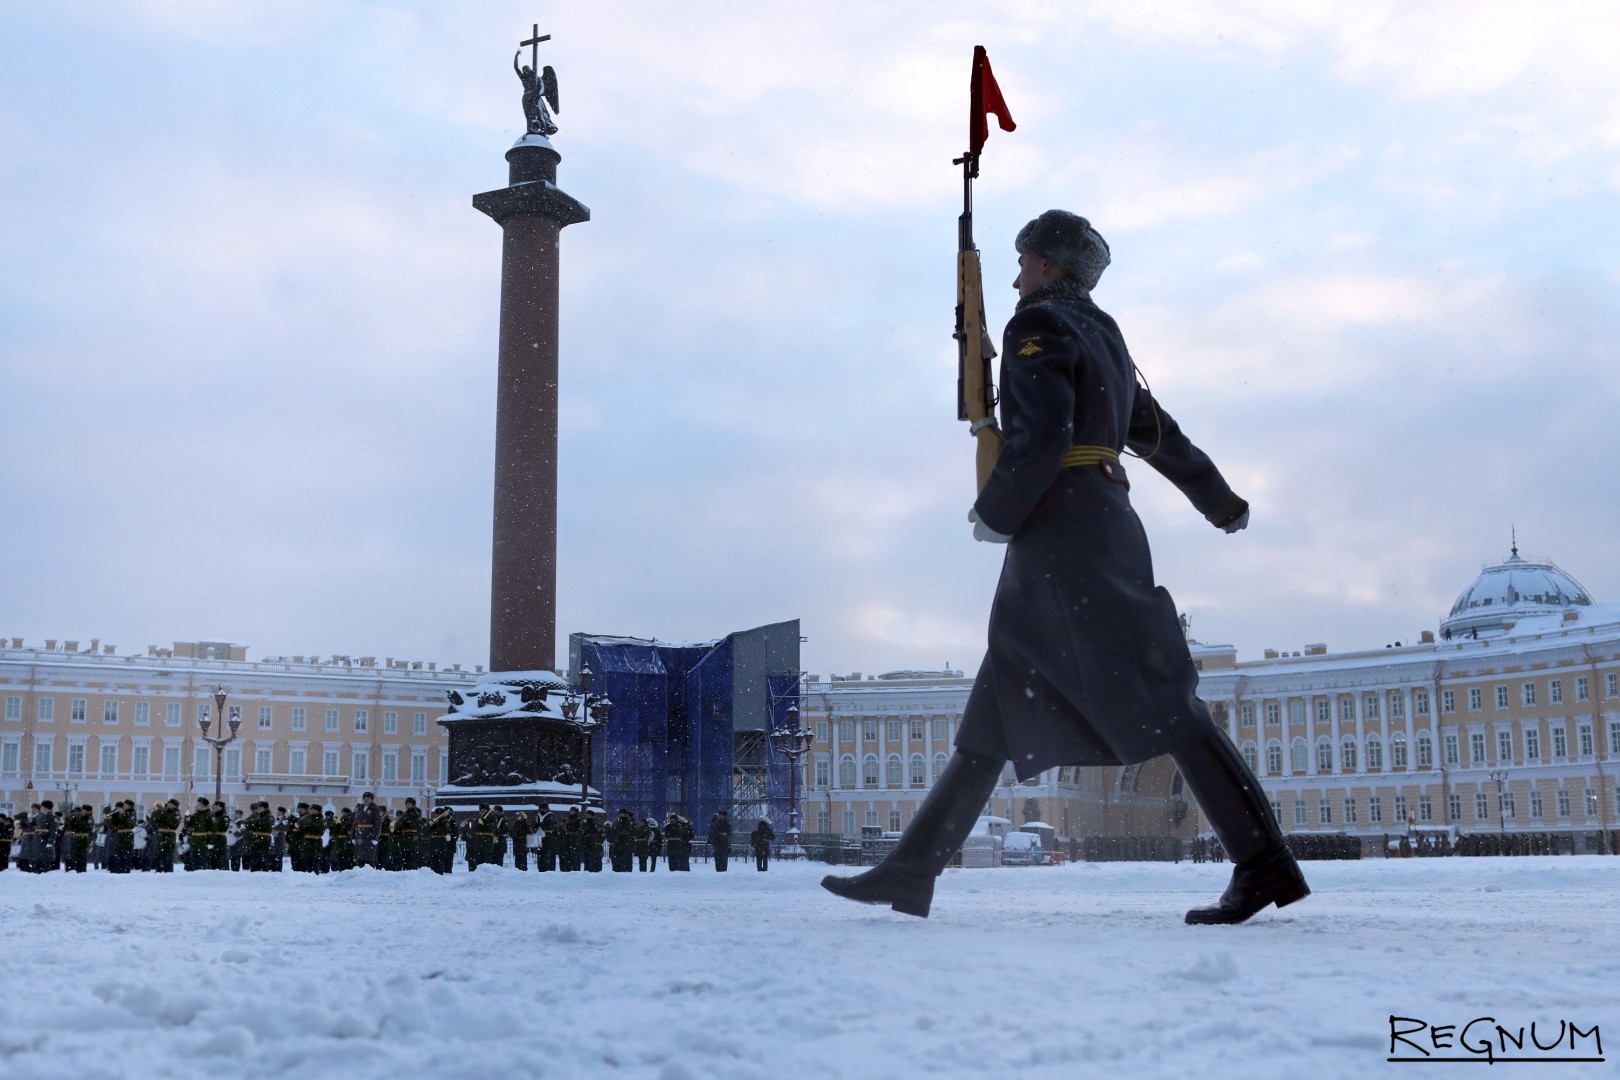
[562,665,611,815]
[1489,769,1509,842]
[768,704,813,858]
[196,685,242,807]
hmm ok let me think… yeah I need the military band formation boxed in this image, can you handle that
[0,795,780,876]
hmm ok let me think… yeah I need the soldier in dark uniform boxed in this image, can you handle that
[509,810,532,871]
[270,806,290,870]
[750,818,775,871]
[210,801,231,870]
[296,803,325,873]
[633,816,652,872]
[427,806,457,874]
[608,809,636,872]
[242,802,271,871]
[353,792,382,867]
[536,810,559,872]
[488,805,510,869]
[109,801,137,873]
[646,817,663,871]
[149,799,180,872]
[581,813,605,872]
[823,211,1308,924]
[707,810,732,872]
[35,800,61,872]
[0,811,13,871]
[185,798,213,871]
[63,805,94,872]
[557,808,581,872]
[665,812,692,871]
[330,807,355,871]
[468,804,498,871]
[227,809,246,871]
[397,798,425,870]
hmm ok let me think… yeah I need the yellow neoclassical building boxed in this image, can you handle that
[0,638,475,815]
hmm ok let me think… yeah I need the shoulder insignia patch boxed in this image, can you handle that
[1017,338,1042,357]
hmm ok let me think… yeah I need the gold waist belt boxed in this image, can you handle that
[1061,445,1120,468]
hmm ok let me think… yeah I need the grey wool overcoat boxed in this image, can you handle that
[959,280,1247,778]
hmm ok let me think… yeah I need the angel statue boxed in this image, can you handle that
[515,51,560,137]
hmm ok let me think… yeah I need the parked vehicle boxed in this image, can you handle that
[1001,831,1046,866]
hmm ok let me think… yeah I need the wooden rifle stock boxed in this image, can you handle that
[956,191,1002,493]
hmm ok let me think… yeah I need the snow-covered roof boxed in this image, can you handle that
[1440,546,1593,640]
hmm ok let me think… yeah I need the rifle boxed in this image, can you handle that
[954,47,1016,492]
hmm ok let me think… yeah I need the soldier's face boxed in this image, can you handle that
[1014,251,1061,298]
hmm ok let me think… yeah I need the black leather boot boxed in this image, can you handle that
[821,750,1003,918]
[1173,732,1310,925]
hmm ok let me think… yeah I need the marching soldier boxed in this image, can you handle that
[708,809,732,872]
[469,804,499,871]
[63,805,94,872]
[488,805,510,869]
[330,807,355,871]
[186,798,213,871]
[633,815,652,872]
[751,818,775,871]
[509,810,532,871]
[609,808,636,872]
[536,810,558,872]
[353,792,383,867]
[558,809,581,872]
[243,802,273,871]
[210,801,231,870]
[0,811,13,871]
[581,812,604,873]
[646,817,662,871]
[109,801,137,873]
[270,806,290,870]
[296,803,325,873]
[397,798,425,871]
[665,811,692,871]
[149,799,180,872]
[427,806,457,874]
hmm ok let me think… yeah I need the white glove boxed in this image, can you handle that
[968,507,1012,544]
[1222,509,1250,534]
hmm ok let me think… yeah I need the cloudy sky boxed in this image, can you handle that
[3,1,1618,678]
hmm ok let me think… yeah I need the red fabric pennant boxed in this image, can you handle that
[970,45,1016,156]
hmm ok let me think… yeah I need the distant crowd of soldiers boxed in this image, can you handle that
[0,794,779,876]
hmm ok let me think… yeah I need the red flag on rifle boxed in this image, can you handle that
[969,45,1016,156]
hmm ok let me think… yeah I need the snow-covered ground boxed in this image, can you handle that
[3,857,1616,1080]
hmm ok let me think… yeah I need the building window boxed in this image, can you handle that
[1522,682,1537,707]
[1315,700,1330,723]
[380,711,398,735]
[865,811,879,829]
[1418,732,1433,767]
[354,709,369,733]
[324,750,340,777]
[1419,794,1432,822]
[1610,721,1620,756]
[1242,741,1258,773]
[1415,691,1430,716]
[1240,704,1255,727]
[255,749,272,774]
[292,708,307,732]
[1448,793,1461,821]
[931,718,949,741]
[225,747,241,779]
[814,760,830,788]
[134,702,150,726]
[1498,730,1513,764]
[1368,797,1382,824]
[1266,742,1282,774]
[933,752,947,780]
[854,719,871,742]
[1293,800,1307,825]
[37,698,54,722]
[1526,728,1540,760]
[166,703,181,727]
[1341,737,1357,772]
[1578,725,1593,757]
[258,706,273,730]
[411,751,426,783]
[1549,679,1563,704]
[862,754,878,786]
[1444,732,1459,765]
[1316,737,1333,772]
[1470,732,1486,764]
[905,718,921,741]
[1441,690,1454,714]
[1530,788,1543,818]
[382,751,398,782]
[414,712,427,736]
[909,754,925,786]
[839,755,855,787]
[1577,676,1590,702]
[1494,685,1508,709]
[1394,795,1407,823]
[1502,792,1515,820]
[67,742,85,775]
[1269,798,1282,822]
[1608,673,1618,698]
[70,699,87,723]
[290,748,307,775]
[1556,788,1570,818]
[1552,727,1567,759]
[325,709,340,733]
[1468,688,1482,712]
[2,696,18,721]
[889,810,902,832]
[1289,700,1306,725]
[1366,736,1383,770]
[885,719,901,742]
[1290,738,1308,772]
[1475,793,1489,821]
[1388,692,1404,719]
[1266,703,1280,727]
[1344,797,1357,824]
[1339,698,1354,724]
[885,755,901,786]
[99,743,116,775]
[1319,799,1332,825]
[131,745,148,776]
[162,746,179,778]
[98,700,116,724]
[352,751,369,782]
[1391,732,1407,768]
[1363,694,1380,721]
[196,746,210,777]
[815,720,828,742]
[842,810,856,835]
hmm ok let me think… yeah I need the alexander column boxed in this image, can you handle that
[473,24,589,674]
